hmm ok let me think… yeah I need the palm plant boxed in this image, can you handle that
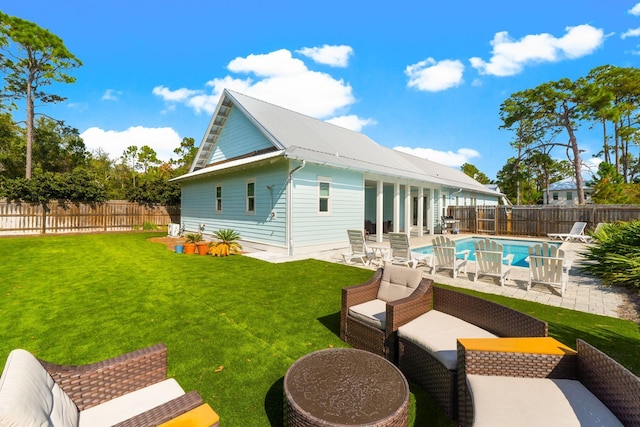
[210,229,242,257]
[580,221,640,290]
[184,233,202,244]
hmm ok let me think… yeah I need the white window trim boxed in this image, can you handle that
[215,184,222,213]
[318,176,332,215]
[246,179,256,215]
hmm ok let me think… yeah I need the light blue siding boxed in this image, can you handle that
[290,164,363,247]
[209,106,274,163]
[181,160,288,246]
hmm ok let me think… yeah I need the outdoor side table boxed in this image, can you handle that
[284,348,409,427]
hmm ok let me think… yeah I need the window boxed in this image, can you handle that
[552,192,559,201]
[566,192,573,201]
[318,178,331,214]
[215,185,222,213]
[246,180,255,213]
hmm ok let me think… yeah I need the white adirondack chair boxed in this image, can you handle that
[385,232,418,268]
[342,230,374,266]
[431,235,470,278]
[527,242,571,297]
[473,238,514,287]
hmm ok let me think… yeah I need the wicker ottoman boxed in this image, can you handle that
[284,348,409,426]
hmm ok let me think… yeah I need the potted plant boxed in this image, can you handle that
[184,233,201,255]
[210,229,243,257]
[196,238,210,256]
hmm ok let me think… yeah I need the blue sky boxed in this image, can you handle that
[2,1,640,180]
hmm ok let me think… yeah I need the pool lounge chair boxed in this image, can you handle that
[342,229,374,266]
[473,238,514,287]
[527,242,571,297]
[547,221,589,242]
[431,236,470,278]
[385,233,417,268]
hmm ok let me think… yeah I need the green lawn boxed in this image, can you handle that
[0,232,638,426]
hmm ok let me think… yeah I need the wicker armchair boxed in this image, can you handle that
[341,265,433,363]
[457,339,640,426]
[1,343,218,427]
[397,286,548,419]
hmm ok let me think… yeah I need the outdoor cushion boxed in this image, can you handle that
[0,349,79,427]
[398,310,497,370]
[78,378,185,427]
[349,299,388,330]
[467,374,624,427]
[377,264,422,302]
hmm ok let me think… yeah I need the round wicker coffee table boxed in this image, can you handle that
[283,348,409,426]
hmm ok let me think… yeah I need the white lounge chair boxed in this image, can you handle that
[342,230,374,266]
[385,232,428,269]
[431,235,470,278]
[547,221,589,242]
[473,238,514,287]
[527,242,571,296]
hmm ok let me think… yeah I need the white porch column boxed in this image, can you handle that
[393,182,400,232]
[427,189,435,235]
[417,186,424,237]
[404,183,411,234]
[376,180,384,243]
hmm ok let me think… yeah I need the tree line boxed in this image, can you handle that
[2,12,639,206]
[492,65,640,205]
[0,11,195,204]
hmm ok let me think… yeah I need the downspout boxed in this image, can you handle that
[287,160,306,255]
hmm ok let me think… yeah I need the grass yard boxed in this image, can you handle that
[0,232,638,426]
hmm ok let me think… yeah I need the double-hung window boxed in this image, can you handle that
[318,177,331,214]
[246,180,255,214]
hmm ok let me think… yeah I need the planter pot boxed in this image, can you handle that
[175,245,184,254]
[197,243,210,256]
[184,243,197,255]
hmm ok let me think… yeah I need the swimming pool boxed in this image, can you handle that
[413,237,560,268]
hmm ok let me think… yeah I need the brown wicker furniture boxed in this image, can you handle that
[457,338,640,426]
[397,286,548,419]
[0,343,216,427]
[341,265,433,363]
[283,348,409,426]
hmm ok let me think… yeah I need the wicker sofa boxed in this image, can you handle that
[457,338,640,426]
[341,265,433,363]
[397,286,548,419]
[0,343,219,427]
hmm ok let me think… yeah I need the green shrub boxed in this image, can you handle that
[580,221,640,290]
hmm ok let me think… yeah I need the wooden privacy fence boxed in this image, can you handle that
[0,200,181,236]
[449,205,640,237]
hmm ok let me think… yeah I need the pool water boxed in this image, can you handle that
[413,237,559,268]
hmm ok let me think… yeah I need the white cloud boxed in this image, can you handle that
[153,47,361,121]
[297,44,353,67]
[470,24,604,76]
[405,58,464,92]
[392,146,480,168]
[80,126,181,163]
[326,115,376,131]
[101,89,122,101]
[630,3,640,16]
[622,27,640,39]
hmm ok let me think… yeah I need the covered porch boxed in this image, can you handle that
[364,176,445,243]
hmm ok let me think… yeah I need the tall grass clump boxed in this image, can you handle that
[580,220,640,290]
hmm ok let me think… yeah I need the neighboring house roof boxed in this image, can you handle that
[546,177,592,191]
[174,89,500,197]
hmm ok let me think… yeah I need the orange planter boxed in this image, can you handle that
[197,243,210,256]
[184,243,197,255]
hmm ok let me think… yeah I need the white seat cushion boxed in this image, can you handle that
[349,299,387,330]
[467,374,624,427]
[0,349,79,427]
[398,310,497,369]
[78,379,185,427]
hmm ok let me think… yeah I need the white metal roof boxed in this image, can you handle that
[177,89,500,197]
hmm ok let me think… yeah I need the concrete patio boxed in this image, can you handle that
[245,234,634,320]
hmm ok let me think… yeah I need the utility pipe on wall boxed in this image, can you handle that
[286,160,306,255]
